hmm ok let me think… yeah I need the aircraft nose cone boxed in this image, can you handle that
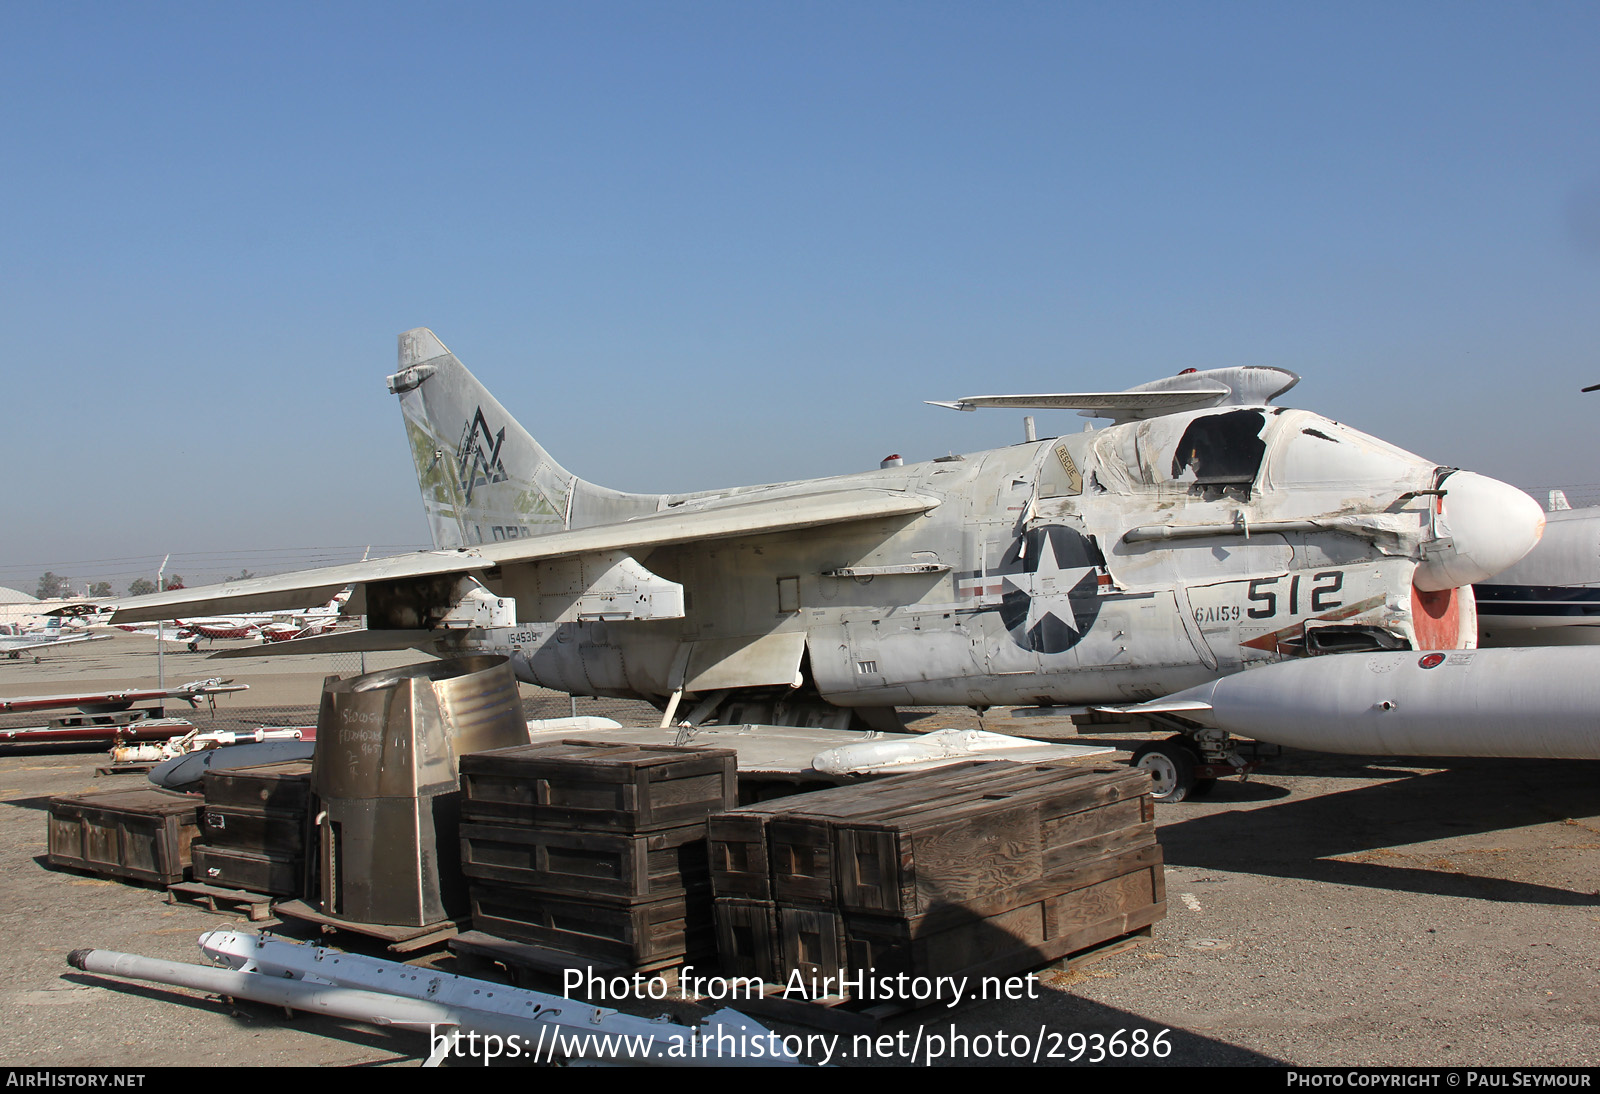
[1413,471,1545,591]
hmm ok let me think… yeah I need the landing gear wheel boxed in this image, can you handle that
[1130,738,1202,803]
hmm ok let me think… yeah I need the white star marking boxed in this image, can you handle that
[1002,532,1095,634]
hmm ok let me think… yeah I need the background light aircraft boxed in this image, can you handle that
[112,597,346,651]
[258,616,340,643]
[179,603,342,644]
[0,620,108,660]
[106,329,1546,798]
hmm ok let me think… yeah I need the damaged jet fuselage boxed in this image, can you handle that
[387,333,1532,715]
[107,331,1543,728]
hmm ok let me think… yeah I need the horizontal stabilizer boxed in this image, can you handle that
[110,487,939,624]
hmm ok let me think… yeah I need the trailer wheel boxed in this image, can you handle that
[1130,739,1201,803]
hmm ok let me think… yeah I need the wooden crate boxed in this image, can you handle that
[468,882,715,967]
[831,792,1043,916]
[836,775,1156,917]
[737,847,1167,991]
[199,806,309,855]
[706,761,1020,903]
[732,763,1155,918]
[191,844,304,897]
[459,821,709,901]
[201,761,313,812]
[767,817,837,906]
[779,904,848,988]
[47,788,202,886]
[711,808,842,907]
[713,898,781,982]
[841,845,1166,983]
[707,813,773,900]
[704,765,1165,991]
[460,741,737,832]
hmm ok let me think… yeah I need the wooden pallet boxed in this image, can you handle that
[271,898,461,954]
[165,881,275,922]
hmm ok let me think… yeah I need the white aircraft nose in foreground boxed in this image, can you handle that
[1412,471,1545,592]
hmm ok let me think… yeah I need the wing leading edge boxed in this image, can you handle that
[108,488,941,625]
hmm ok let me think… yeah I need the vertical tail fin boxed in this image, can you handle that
[388,329,661,549]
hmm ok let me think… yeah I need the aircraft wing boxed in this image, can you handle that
[0,679,247,714]
[928,389,1229,412]
[109,488,940,624]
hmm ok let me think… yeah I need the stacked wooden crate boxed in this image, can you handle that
[458,741,738,972]
[709,761,1164,989]
[190,760,314,897]
[46,787,203,886]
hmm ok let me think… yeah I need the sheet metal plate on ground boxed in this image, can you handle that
[519,722,1112,775]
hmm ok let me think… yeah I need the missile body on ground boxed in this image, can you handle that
[71,932,804,1066]
[1136,647,1600,758]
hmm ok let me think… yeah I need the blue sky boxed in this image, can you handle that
[5,2,1599,593]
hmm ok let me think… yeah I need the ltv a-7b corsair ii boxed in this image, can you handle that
[107,329,1548,799]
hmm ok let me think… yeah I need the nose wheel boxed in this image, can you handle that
[1130,736,1217,803]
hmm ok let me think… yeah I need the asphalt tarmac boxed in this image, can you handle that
[1,636,1595,1068]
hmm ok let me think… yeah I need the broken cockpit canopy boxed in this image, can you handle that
[1088,407,1273,499]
